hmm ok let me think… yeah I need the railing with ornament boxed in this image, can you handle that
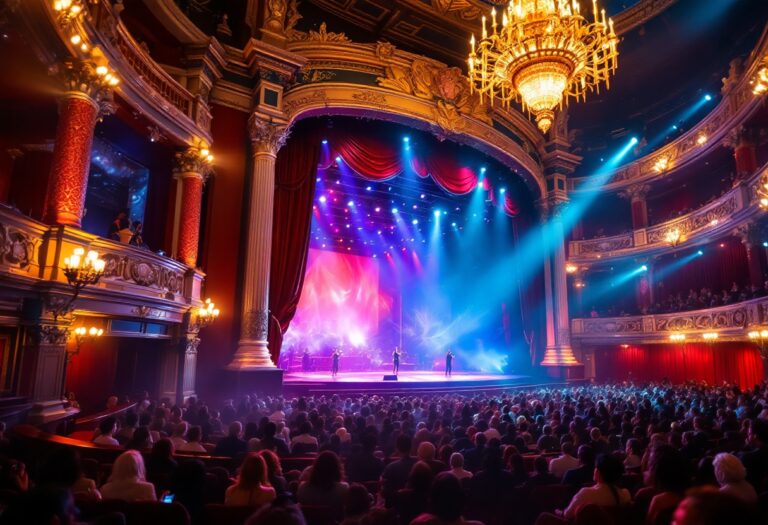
[571,295,768,342]
[0,205,201,319]
[568,24,768,194]
[74,1,211,142]
[568,162,766,262]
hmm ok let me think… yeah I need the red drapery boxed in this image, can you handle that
[267,127,322,364]
[321,126,479,195]
[594,343,764,388]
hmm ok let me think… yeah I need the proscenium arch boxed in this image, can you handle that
[282,84,548,202]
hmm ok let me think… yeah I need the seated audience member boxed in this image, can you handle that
[245,498,308,525]
[395,461,433,525]
[525,456,559,489]
[100,450,156,501]
[381,434,417,507]
[417,442,448,475]
[549,442,580,479]
[537,425,559,453]
[259,449,288,496]
[508,453,530,486]
[115,411,138,445]
[225,454,277,507]
[291,421,319,454]
[259,421,291,456]
[713,452,758,503]
[169,422,188,450]
[0,486,81,525]
[38,449,101,501]
[146,439,177,480]
[341,483,372,525]
[125,426,152,451]
[562,445,596,485]
[346,434,384,482]
[624,438,643,470]
[542,454,630,523]
[411,472,484,525]
[449,452,473,480]
[170,459,206,522]
[93,417,120,446]
[469,447,515,507]
[671,487,761,525]
[739,419,768,493]
[177,425,207,453]
[645,445,691,525]
[215,421,248,457]
[297,451,349,519]
[460,432,487,473]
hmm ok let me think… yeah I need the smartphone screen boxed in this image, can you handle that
[161,494,175,503]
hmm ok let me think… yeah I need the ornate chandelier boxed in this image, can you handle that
[468,0,618,133]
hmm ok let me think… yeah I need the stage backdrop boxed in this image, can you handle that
[593,343,764,388]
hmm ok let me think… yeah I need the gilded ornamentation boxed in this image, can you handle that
[0,223,36,269]
[185,335,201,354]
[101,253,184,295]
[431,0,481,20]
[618,184,651,202]
[288,22,350,43]
[300,69,336,83]
[248,114,290,154]
[375,42,396,61]
[283,89,328,115]
[56,60,115,104]
[352,90,387,107]
[173,147,213,179]
[264,0,288,34]
[577,234,634,255]
[39,325,70,345]
[376,59,491,129]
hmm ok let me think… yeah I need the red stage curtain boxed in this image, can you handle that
[593,343,764,388]
[411,143,477,195]
[333,135,402,179]
[267,127,322,364]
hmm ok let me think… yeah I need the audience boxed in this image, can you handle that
[100,450,156,501]
[297,451,349,519]
[713,452,758,503]
[224,454,276,507]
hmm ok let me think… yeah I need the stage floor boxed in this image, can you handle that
[283,370,536,395]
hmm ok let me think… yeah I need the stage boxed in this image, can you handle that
[283,370,541,395]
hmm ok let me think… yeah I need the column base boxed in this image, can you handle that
[227,340,276,370]
[541,363,585,380]
[540,345,580,366]
[219,367,284,397]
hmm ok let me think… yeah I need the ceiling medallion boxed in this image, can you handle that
[468,0,618,133]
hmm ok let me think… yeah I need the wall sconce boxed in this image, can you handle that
[193,298,220,330]
[752,63,768,95]
[565,263,578,274]
[64,247,106,294]
[53,0,85,25]
[669,333,685,342]
[69,326,104,359]
[696,134,708,145]
[664,228,682,247]
[653,156,670,173]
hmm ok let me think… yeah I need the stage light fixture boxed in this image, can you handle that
[697,250,704,256]
[318,195,327,204]
[347,200,355,206]
[392,207,399,213]
[321,139,328,144]
[403,136,410,142]
[451,222,457,227]
[375,207,381,212]
[500,188,506,194]
[335,156,342,162]
[480,166,487,173]
[704,94,712,101]
[640,265,648,271]
[434,210,441,218]
[366,186,372,191]
[412,219,419,225]
[629,137,638,145]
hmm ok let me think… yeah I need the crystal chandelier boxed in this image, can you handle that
[468,0,619,133]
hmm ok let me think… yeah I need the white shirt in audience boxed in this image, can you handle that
[549,453,580,479]
[94,435,120,446]
[169,436,187,449]
[178,441,207,453]
[563,483,630,519]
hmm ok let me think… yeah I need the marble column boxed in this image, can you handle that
[45,61,115,227]
[174,148,211,267]
[228,115,289,370]
[541,203,580,367]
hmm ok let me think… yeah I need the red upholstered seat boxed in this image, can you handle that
[203,503,259,525]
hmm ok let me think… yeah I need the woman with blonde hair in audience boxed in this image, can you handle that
[712,452,757,503]
[225,453,276,507]
[100,450,156,501]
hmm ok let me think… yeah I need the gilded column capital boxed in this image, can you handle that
[173,147,214,181]
[248,114,290,155]
[55,60,118,109]
[618,183,651,203]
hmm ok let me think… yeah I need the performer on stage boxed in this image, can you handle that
[392,346,402,375]
[331,348,341,377]
[302,348,311,372]
[445,350,454,377]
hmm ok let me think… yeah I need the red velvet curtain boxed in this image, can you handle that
[410,142,478,194]
[594,343,764,388]
[334,135,402,180]
[267,128,322,364]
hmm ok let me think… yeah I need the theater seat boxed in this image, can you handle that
[203,503,259,525]
[76,500,190,525]
[299,504,337,525]
[575,504,632,525]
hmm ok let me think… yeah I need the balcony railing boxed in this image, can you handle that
[568,24,768,194]
[568,164,765,262]
[571,295,768,342]
[0,205,201,319]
